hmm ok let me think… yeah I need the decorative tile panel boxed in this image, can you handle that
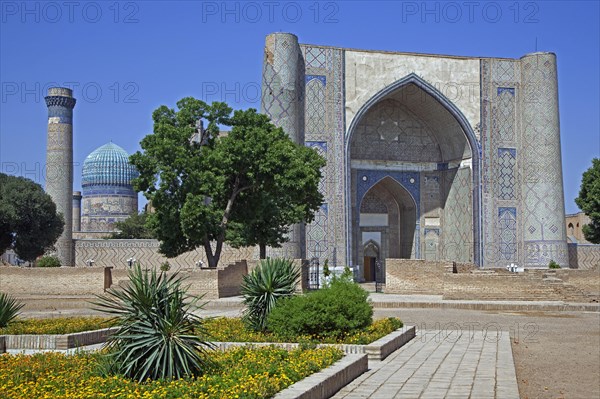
[305,79,326,135]
[498,207,517,262]
[496,148,516,200]
[306,203,329,260]
[301,45,345,265]
[493,88,516,142]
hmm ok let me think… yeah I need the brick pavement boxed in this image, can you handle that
[333,329,520,399]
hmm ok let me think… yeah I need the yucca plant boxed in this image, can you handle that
[92,264,214,381]
[0,292,24,328]
[241,258,300,331]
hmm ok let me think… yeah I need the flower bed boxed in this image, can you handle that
[203,317,403,345]
[0,346,343,399]
[0,317,113,335]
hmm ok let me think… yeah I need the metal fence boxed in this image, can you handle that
[307,257,320,290]
[375,259,384,293]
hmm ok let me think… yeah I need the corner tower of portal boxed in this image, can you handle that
[261,32,306,259]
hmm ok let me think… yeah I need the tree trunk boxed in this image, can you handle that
[203,238,219,268]
[259,243,267,259]
[202,176,251,268]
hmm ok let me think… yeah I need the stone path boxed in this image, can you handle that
[333,329,520,399]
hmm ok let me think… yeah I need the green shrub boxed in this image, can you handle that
[37,255,61,267]
[322,259,330,277]
[92,264,213,381]
[241,258,300,331]
[549,260,561,269]
[0,292,24,328]
[160,261,171,272]
[267,277,373,341]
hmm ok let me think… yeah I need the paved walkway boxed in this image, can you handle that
[333,329,520,399]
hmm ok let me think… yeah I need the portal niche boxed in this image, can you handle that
[357,177,417,281]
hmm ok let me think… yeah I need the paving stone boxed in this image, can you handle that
[332,329,520,398]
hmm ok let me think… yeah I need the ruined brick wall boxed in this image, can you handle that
[384,258,599,301]
[0,259,251,300]
[217,260,248,298]
[0,267,108,296]
[385,259,449,295]
[442,271,562,301]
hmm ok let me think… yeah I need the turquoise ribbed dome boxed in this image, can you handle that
[82,142,138,187]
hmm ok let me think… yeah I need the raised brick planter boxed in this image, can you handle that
[0,327,117,352]
[272,354,368,399]
[212,325,416,361]
[365,325,416,360]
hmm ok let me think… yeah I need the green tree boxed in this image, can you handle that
[0,173,63,262]
[575,158,600,243]
[225,112,325,259]
[110,212,154,239]
[131,98,324,268]
[130,98,232,266]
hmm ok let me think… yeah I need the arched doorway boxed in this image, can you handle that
[357,177,417,281]
[363,240,380,282]
[346,74,481,268]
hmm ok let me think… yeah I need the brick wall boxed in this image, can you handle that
[0,267,107,296]
[385,259,449,295]
[384,258,600,302]
[217,260,248,298]
[442,271,562,301]
[0,260,251,300]
[74,239,255,269]
[568,243,600,270]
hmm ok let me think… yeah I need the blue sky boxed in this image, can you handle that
[1,0,598,214]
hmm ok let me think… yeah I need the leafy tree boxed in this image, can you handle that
[110,211,154,239]
[0,173,63,261]
[575,158,600,243]
[131,98,325,268]
[225,111,325,259]
[130,98,232,266]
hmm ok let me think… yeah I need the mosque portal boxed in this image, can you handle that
[348,77,478,279]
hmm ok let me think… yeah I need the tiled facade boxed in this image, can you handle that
[261,33,569,272]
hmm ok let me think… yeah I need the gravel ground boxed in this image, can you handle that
[374,308,600,399]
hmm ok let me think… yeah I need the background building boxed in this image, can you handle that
[79,142,138,234]
[566,212,593,244]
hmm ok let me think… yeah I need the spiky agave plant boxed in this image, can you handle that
[241,258,300,331]
[92,264,214,381]
[0,292,24,328]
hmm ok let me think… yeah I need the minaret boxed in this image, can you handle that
[45,87,76,266]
